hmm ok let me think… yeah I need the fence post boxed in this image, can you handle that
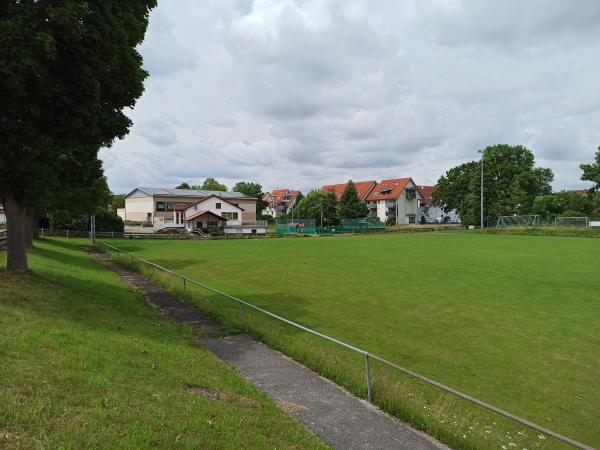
[152,266,155,279]
[364,353,372,403]
[239,303,244,327]
[66,229,69,238]
[183,277,187,296]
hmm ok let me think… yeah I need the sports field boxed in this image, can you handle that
[103,232,600,449]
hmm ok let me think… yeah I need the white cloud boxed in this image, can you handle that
[102,0,600,193]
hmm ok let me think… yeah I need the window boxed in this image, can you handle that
[221,212,238,221]
[215,202,222,209]
[155,202,173,212]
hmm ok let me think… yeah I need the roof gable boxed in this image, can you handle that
[186,195,244,211]
[366,178,415,201]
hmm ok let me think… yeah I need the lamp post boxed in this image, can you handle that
[478,149,484,229]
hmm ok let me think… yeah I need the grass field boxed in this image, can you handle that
[0,240,325,449]
[102,232,600,449]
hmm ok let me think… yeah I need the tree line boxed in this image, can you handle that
[433,144,600,226]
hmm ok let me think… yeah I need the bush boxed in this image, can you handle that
[50,209,124,232]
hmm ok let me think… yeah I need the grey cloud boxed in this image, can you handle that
[102,0,600,195]
[137,118,179,147]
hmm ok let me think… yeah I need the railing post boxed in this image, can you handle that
[364,353,372,403]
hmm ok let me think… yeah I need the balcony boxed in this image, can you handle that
[225,220,268,228]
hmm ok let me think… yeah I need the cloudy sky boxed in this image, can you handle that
[100,0,600,194]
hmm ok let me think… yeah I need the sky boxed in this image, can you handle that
[100,0,600,194]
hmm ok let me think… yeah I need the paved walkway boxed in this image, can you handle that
[90,250,446,450]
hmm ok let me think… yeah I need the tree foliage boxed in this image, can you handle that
[433,145,553,226]
[533,192,596,220]
[175,179,227,191]
[294,190,338,226]
[0,0,156,270]
[580,146,600,193]
[233,181,266,214]
[199,178,227,192]
[110,194,126,212]
[337,180,369,220]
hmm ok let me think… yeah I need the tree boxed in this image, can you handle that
[337,180,369,220]
[580,146,600,193]
[198,178,227,192]
[433,145,553,226]
[175,182,191,189]
[294,190,338,227]
[0,1,156,271]
[110,194,126,212]
[232,182,266,215]
[532,192,595,220]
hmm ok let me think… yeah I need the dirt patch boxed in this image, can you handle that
[277,399,308,413]
[186,385,227,401]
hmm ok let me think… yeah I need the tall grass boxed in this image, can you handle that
[487,226,600,238]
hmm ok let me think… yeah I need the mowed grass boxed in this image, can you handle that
[0,240,326,449]
[103,232,600,449]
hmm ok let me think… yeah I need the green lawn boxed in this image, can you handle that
[0,240,326,449]
[102,232,600,449]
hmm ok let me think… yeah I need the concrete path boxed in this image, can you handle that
[90,250,446,450]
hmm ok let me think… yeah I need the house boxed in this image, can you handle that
[365,178,422,225]
[566,189,588,196]
[174,195,266,235]
[121,187,258,225]
[262,189,301,218]
[417,185,460,224]
[321,180,377,202]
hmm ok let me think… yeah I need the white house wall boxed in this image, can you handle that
[376,201,387,223]
[184,197,242,220]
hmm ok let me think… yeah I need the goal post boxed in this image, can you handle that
[554,217,589,228]
[496,215,541,228]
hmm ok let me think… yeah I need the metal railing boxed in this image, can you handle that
[39,229,188,239]
[101,242,593,450]
[225,220,268,227]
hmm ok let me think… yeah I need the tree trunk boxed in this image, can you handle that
[5,197,28,272]
[24,208,34,249]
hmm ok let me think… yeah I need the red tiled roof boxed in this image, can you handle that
[184,210,223,222]
[567,189,587,196]
[417,185,436,206]
[264,189,300,208]
[365,178,412,201]
[321,180,377,201]
[173,203,192,211]
[285,190,300,208]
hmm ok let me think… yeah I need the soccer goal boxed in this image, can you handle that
[496,215,541,228]
[554,217,589,228]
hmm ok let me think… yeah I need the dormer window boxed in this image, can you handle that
[379,188,392,195]
[216,202,222,209]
